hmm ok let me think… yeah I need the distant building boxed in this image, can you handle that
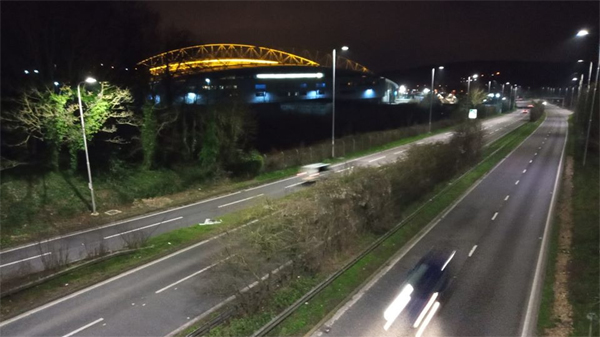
[137,44,399,105]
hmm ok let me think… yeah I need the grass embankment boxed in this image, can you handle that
[537,116,599,337]
[0,115,483,248]
[189,116,543,337]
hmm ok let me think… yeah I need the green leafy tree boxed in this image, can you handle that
[2,82,136,171]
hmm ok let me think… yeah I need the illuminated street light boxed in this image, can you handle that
[578,59,585,63]
[573,77,579,81]
[205,78,211,84]
[77,77,99,215]
[576,29,589,37]
[24,70,29,74]
[53,81,59,86]
[428,66,444,132]
[332,45,349,158]
[33,69,39,74]
[472,74,479,79]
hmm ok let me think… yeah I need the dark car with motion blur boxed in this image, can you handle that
[383,248,456,333]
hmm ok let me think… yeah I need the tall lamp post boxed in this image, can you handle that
[331,45,348,158]
[428,66,444,133]
[467,74,478,94]
[77,77,99,215]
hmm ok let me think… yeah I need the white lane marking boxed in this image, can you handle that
[0,252,52,268]
[218,194,263,208]
[468,245,478,257]
[284,182,304,189]
[368,156,386,163]
[491,212,499,221]
[515,180,520,185]
[62,318,104,337]
[529,160,533,163]
[542,141,545,144]
[505,195,510,201]
[243,176,298,192]
[103,217,183,240]
[155,258,229,294]
[539,146,542,149]
[0,218,260,329]
[523,169,527,173]
[521,114,568,337]
[535,152,538,156]
[394,150,405,155]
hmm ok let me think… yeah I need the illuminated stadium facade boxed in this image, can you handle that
[137,44,399,105]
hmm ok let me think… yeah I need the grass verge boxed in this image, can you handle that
[568,131,599,336]
[189,116,543,337]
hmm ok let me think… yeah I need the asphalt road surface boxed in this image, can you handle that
[310,105,568,337]
[0,111,533,337]
[0,112,527,279]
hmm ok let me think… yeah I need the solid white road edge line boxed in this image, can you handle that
[368,156,386,163]
[515,180,520,185]
[62,318,104,337]
[491,212,499,221]
[505,195,510,201]
[218,194,264,208]
[103,217,183,240]
[0,252,52,268]
[520,112,568,337]
[0,219,259,328]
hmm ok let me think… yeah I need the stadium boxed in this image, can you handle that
[137,44,399,105]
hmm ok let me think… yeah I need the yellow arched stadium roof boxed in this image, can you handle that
[137,43,370,76]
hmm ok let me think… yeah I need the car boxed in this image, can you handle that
[383,248,456,332]
[522,109,529,114]
[297,163,331,182]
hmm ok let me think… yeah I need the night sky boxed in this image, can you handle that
[150,1,599,72]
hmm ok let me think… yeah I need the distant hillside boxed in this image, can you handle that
[381,60,580,91]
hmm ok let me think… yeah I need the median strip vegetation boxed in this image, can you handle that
[178,116,542,337]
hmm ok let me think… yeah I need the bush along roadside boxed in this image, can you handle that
[186,116,543,337]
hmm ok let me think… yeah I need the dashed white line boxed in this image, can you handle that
[523,169,527,173]
[535,153,538,156]
[218,194,264,208]
[62,318,104,337]
[505,195,510,201]
[539,146,542,149]
[368,156,386,163]
[0,252,53,268]
[492,212,499,221]
[155,258,228,294]
[529,160,533,163]
[515,180,520,185]
[104,217,183,240]
[284,182,304,189]
[468,245,478,257]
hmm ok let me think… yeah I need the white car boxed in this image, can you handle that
[297,163,331,182]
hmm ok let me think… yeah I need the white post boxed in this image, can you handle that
[428,67,435,133]
[332,48,336,158]
[77,84,98,215]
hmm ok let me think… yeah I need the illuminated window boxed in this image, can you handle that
[300,83,308,88]
[316,82,326,88]
[255,84,266,90]
[255,91,266,97]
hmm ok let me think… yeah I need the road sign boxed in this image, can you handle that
[469,109,478,119]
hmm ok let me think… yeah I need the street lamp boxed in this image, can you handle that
[428,66,444,132]
[467,74,478,93]
[77,76,99,215]
[331,45,349,158]
[577,29,589,37]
